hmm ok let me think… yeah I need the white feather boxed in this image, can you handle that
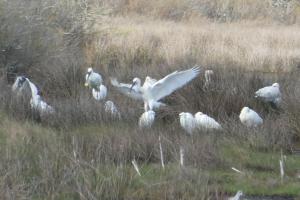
[145,66,200,102]
[179,112,196,134]
[92,84,107,101]
[30,95,54,114]
[85,68,103,90]
[104,100,121,119]
[255,83,281,105]
[139,110,155,128]
[239,107,263,127]
[194,112,221,130]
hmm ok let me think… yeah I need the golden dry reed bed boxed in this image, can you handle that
[90,16,300,73]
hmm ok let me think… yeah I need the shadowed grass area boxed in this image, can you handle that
[0,114,298,198]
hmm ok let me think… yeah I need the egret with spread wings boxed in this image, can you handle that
[111,66,200,111]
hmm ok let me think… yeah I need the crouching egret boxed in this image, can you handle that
[255,83,281,106]
[239,107,263,127]
[179,112,196,134]
[104,100,121,119]
[194,112,222,130]
[139,110,155,128]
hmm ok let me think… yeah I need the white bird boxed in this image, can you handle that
[104,100,121,119]
[204,69,214,88]
[12,76,27,93]
[255,83,281,106]
[139,110,155,128]
[92,84,107,101]
[239,107,263,127]
[110,77,166,111]
[194,112,222,130]
[85,67,103,90]
[228,191,243,200]
[179,112,196,134]
[12,76,39,97]
[128,66,201,111]
[30,95,54,115]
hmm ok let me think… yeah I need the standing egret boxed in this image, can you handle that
[228,191,243,200]
[128,66,200,111]
[110,77,166,111]
[92,85,107,101]
[104,100,121,119]
[179,112,196,134]
[239,107,263,127]
[85,67,107,101]
[85,67,103,90]
[139,110,155,128]
[194,112,222,130]
[255,83,281,106]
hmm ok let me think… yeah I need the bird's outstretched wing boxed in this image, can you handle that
[110,78,143,100]
[149,66,201,101]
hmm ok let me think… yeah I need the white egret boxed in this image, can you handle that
[84,67,103,90]
[110,77,166,111]
[239,107,263,127]
[228,191,243,200]
[139,110,155,128]
[12,76,39,97]
[179,112,196,134]
[30,95,54,115]
[194,112,222,130]
[255,83,281,106]
[112,66,200,111]
[130,66,200,111]
[104,100,121,119]
[12,76,27,93]
[92,85,107,101]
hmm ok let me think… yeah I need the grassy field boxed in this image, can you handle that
[0,0,300,199]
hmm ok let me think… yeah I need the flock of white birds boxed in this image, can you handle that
[11,66,281,133]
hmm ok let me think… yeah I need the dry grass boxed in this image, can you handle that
[89,16,300,73]
[0,0,300,198]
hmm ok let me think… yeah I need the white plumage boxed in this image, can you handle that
[139,110,155,128]
[110,77,166,111]
[104,100,121,118]
[194,112,222,130]
[228,191,243,200]
[12,76,27,93]
[124,66,200,111]
[255,83,281,105]
[92,84,107,101]
[30,95,54,115]
[179,112,196,134]
[85,67,103,90]
[239,107,263,127]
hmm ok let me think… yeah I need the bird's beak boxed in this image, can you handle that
[130,81,136,92]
